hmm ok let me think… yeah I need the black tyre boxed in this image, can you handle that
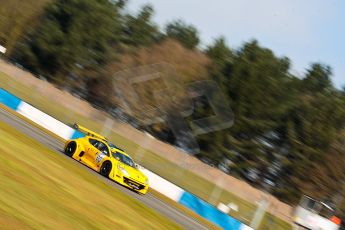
[65,141,77,157]
[100,161,112,177]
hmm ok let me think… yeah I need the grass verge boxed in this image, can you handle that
[0,121,182,230]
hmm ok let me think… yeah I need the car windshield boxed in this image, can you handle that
[112,152,135,168]
[108,143,124,152]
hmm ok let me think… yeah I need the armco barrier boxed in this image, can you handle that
[17,102,77,139]
[0,88,253,230]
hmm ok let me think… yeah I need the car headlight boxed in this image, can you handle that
[119,167,130,177]
[145,178,149,185]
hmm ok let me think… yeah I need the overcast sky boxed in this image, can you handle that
[128,0,345,89]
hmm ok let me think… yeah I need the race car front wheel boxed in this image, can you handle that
[65,141,77,157]
[100,161,112,177]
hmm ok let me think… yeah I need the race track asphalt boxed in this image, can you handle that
[0,107,208,230]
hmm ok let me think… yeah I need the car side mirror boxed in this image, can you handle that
[135,163,139,169]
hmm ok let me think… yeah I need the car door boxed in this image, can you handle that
[94,142,110,168]
[82,138,101,168]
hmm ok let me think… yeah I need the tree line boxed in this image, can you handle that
[1,0,345,216]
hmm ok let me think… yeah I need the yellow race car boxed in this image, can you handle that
[64,124,149,194]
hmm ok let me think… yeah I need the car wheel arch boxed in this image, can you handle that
[100,160,112,177]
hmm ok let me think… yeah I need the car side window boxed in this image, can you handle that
[88,139,109,156]
[89,138,98,147]
[97,142,110,156]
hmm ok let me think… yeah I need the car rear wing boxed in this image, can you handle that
[73,123,107,141]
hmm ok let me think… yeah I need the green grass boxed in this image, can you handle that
[0,121,182,230]
[0,72,292,229]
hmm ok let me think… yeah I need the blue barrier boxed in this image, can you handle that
[179,191,244,230]
[0,88,83,140]
[71,130,85,139]
[0,88,22,110]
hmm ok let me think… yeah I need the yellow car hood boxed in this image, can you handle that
[123,165,147,182]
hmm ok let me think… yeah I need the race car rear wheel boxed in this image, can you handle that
[65,141,77,157]
[100,161,112,177]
